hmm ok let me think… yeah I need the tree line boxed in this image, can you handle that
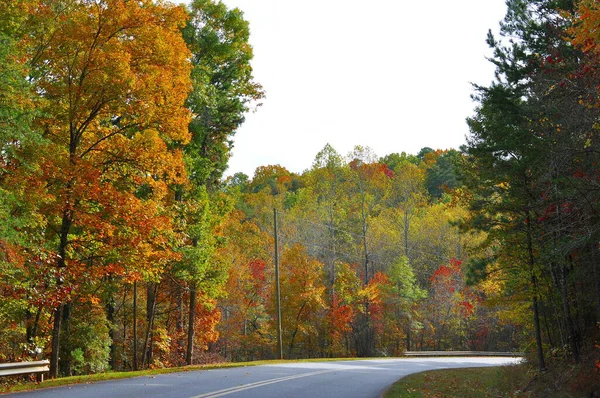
[1,0,599,385]
[0,0,263,378]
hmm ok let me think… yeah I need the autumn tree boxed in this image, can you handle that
[205,142,521,363]
[305,144,347,295]
[344,146,393,356]
[175,188,231,365]
[378,256,426,354]
[276,245,326,358]
[0,0,49,360]
[12,0,192,377]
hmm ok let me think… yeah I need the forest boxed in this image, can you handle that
[0,0,599,390]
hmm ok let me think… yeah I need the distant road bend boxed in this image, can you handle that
[9,357,522,398]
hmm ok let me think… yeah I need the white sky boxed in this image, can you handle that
[195,0,508,177]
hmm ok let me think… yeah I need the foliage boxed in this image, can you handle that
[183,0,264,187]
[464,0,600,377]
[61,303,111,375]
[3,0,599,391]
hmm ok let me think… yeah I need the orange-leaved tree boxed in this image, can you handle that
[11,0,192,377]
[217,211,274,361]
[276,245,326,358]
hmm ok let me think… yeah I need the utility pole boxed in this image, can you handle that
[273,209,283,359]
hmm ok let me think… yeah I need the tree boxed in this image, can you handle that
[424,150,462,198]
[385,256,426,353]
[0,0,49,360]
[465,71,550,371]
[307,144,347,296]
[15,0,192,377]
[464,0,600,369]
[344,146,392,356]
[216,211,274,361]
[569,0,600,324]
[175,188,231,365]
[183,0,264,188]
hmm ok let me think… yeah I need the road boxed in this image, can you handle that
[7,357,521,398]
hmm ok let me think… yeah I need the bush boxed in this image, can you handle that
[60,302,111,375]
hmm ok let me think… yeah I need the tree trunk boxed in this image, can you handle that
[106,295,117,370]
[133,281,138,371]
[288,326,299,358]
[49,208,72,379]
[559,264,580,363]
[542,308,554,348]
[328,206,336,301]
[526,213,546,372]
[531,282,546,371]
[186,286,197,365]
[49,305,63,378]
[176,285,185,365]
[59,303,72,376]
[592,244,600,322]
[26,306,42,347]
[404,211,410,257]
[406,314,411,351]
[122,288,128,370]
[142,283,157,368]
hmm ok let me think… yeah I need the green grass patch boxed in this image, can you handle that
[383,361,599,398]
[383,365,534,398]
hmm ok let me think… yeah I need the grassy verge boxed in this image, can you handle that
[383,365,533,398]
[383,363,596,398]
[0,357,375,394]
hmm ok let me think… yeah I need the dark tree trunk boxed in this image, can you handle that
[542,308,554,348]
[59,303,72,376]
[26,307,42,347]
[142,284,157,368]
[406,315,411,351]
[49,305,63,378]
[526,213,546,372]
[133,281,138,371]
[186,286,197,365]
[559,264,580,363]
[106,295,117,370]
[592,244,600,322]
[176,285,185,365]
[121,287,128,371]
[531,281,546,372]
[49,205,72,379]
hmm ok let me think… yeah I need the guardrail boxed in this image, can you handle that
[404,351,524,357]
[0,360,50,382]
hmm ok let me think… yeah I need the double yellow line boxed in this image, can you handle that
[189,369,332,398]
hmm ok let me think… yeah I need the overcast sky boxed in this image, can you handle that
[194,0,508,177]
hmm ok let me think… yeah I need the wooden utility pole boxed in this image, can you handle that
[274,209,283,359]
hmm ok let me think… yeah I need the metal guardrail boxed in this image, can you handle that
[404,351,524,357]
[0,360,50,381]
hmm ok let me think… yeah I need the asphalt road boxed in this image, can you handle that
[7,357,521,398]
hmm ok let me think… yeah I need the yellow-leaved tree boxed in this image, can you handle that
[10,0,192,377]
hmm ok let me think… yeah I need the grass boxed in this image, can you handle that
[0,357,377,394]
[382,363,595,398]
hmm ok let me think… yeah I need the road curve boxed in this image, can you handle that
[6,357,521,398]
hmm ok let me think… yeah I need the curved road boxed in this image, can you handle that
[7,357,521,398]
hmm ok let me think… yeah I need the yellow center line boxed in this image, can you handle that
[189,370,333,398]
